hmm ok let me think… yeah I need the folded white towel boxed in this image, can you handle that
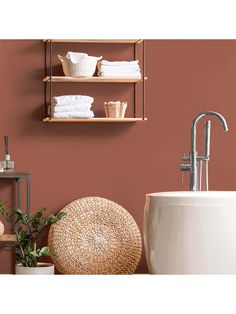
[97,61,141,77]
[99,66,140,71]
[98,64,140,71]
[98,72,141,77]
[53,103,92,113]
[98,74,141,78]
[53,111,94,119]
[53,95,94,106]
[98,69,141,75]
[99,60,139,66]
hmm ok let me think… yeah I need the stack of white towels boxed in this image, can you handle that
[52,95,94,119]
[97,60,141,77]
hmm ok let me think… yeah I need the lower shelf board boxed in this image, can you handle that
[43,117,147,123]
[0,234,17,246]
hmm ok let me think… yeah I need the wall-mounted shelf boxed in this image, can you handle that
[0,234,17,246]
[43,39,143,44]
[44,39,146,121]
[43,76,146,83]
[43,117,147,123]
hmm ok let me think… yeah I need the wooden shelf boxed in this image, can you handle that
[43,39,147,123]
[43,39,143,44]
[43,76,146,83]
[0,172,30,179]
[43,117,147,123]
[0,234,17,246]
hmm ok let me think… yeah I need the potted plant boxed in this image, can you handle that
[0,201,66,274]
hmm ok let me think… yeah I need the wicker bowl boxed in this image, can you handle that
[48,197,142,274]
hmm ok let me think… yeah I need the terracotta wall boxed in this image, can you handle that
[0,40,236,274]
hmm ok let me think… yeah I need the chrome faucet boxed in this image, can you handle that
[181,111,228,191]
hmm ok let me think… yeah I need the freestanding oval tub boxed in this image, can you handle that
[144,191,236,274]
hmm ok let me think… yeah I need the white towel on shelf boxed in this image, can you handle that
[66,52,88,63]
[99,60,139,67]
[53,111,94,119]
[99,74,141,78]
[97,60,141,77]
[98,69,141,75]
[98,72,141,77]
[99,67,140,72]
[98,69,141,77]
[53,103,92,113]
[98,64,140,70]
[53,95,94,106]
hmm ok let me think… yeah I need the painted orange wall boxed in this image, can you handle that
[0,40,236,273]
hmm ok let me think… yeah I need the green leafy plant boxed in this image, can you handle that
[0,201,66,267]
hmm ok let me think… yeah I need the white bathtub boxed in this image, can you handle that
[144,191,236,274]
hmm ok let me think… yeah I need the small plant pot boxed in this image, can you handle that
[104,101,127,118]
[15,262,55,275]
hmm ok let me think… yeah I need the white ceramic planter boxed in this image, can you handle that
[15,262,55,275]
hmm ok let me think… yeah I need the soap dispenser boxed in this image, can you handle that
[1,135,14,172]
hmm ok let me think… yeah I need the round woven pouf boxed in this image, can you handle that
[48,197,142,274]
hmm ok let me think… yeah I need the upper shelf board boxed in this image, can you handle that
[43,39,143,44]
[43,76,147,83]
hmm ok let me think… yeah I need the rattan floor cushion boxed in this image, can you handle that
[48,197,142,274]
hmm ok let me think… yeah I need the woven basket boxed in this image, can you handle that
[48,197,142,274]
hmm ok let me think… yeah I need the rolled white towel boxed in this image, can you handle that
[53,95,94,106]
[53,111,94,119]
[53,103,92,113]
[99,60,139,66]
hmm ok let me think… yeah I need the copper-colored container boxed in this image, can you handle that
[104,101,127,118]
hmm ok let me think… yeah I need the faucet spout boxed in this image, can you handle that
[191,111,228,152]
[187,111,228,191]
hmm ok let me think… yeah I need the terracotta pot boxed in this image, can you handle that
[15,262,55,275]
